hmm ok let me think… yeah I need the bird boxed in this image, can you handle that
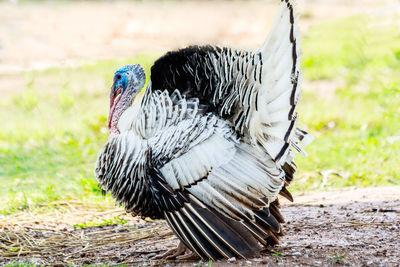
[95,0,312,261]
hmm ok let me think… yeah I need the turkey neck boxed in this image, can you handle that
[109,90,134,135]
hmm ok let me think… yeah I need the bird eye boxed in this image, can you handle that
[115,74,122,80]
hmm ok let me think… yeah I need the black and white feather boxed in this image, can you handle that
[95,0,312,260]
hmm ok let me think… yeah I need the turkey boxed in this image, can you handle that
[95,0,312,261]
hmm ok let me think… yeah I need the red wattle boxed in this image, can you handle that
[108,93,122,130]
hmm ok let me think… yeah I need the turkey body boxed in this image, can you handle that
[95,0,312,260]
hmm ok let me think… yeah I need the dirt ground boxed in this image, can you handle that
[1,187,399,266]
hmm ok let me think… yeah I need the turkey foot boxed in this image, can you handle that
[153,241,199,260]
[176,251,199,260]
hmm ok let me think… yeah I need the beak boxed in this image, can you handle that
[109,81,117,108]
[108,82,122,130]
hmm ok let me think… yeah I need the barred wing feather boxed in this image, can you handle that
[96,90,288,260]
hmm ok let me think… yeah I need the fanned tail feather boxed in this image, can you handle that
[248,0,311,166]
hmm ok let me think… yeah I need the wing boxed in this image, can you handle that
[152,121,287,260]
[95,132,164,219]
[149,0,312,166]
[97,90,288,260]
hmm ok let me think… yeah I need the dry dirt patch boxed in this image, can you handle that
[1,187,399,266]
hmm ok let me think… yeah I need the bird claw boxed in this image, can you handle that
[152,241,199,261]
[176,251,199,260]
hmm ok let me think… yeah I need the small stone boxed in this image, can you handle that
[292,251,302,256]
[146,253,156,258]
[227,257,236,263]
[30,258,43,265]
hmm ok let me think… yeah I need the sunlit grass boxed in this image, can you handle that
[73,216,128,229]
[0,55,158,214]
[1,15,399,214]
[294,15,400,191]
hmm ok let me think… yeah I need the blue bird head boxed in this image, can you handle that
[109,64,146,108]
[108,64,146,131]
[111,64,145,99]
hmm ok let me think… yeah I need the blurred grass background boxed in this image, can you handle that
[0,0,399,215]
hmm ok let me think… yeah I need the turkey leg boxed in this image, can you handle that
[153,241,199,260]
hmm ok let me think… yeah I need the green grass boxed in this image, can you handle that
[1,263,37,267]
[294,15,400,191]
[1,15,399,215]
[73,216,128,229]
[0,55,158,214]
[329,252,346,264]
